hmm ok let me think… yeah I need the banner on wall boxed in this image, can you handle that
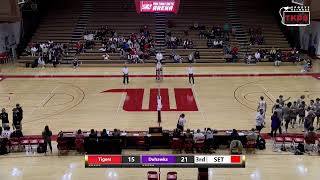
[135,0,180,14]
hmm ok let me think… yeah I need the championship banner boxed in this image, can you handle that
[135,0,180,14]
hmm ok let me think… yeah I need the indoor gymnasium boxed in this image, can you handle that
[0,0,319,180]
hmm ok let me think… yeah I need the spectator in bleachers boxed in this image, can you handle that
[254,50,261,62]
[174,53,183,63]
[194,50,200,60]
[188,52,194,63]
[102,53,110,61]
[31,46,38,56]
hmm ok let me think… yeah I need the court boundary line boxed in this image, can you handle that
[0,73,319,79]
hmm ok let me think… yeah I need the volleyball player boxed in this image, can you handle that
[289,101,298,128]
[187,65,194,84]
[298,101,306,127]
[257,96,267,113]
[156,61,162,80]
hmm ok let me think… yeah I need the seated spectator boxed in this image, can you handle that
[205,128,215,152]
[230,140,243,154]
[89,129,97,138]
[31,46,38,56]
[173,128,182,138]
[75,129,84,139]
[102,53,110,61]
[38,56,45,68]
[213,40,219,48]
[10,127,23,139]
[113,128,121,137]
[174,54,183,63]
[101,129,109,138]
[188,52,194,63]
[230,129,239,140]
[1,127,12,139]
[254,51,261,61]
[194,50,200,59]
[193,129,205,142]
[246,128,257,141]
[184,129,193,140]
[207,39,213,48]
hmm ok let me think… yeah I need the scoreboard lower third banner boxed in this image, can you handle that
[85,155,246,168]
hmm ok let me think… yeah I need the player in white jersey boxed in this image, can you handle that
[156,61,162,80]
[257,96,267,113]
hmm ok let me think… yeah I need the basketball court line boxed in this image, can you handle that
[191,84,207,123]
[0,73,319,79]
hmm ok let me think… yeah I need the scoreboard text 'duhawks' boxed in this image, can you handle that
[85,155,246,168]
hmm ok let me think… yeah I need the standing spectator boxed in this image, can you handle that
[42,125,53,153]
[122,65,129,84]
[256,109,265,133]
[314,98,320,130]
[12,108,20,130]
[16,104,23,129]
[270,111,281,137]
[177,113,186,131]
[274,104,283,134]
[304,107,315,132]
[187,65,195,84]
[0,108,9,128]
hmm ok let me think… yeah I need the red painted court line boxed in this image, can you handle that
[1,73,319,79]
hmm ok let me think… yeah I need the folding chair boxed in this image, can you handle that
[147,171,159,180]
[167,172,177,180]
[272,136,284,151]
[171,138,183,153]
[29,139,40,153]
[194,139,205,153]
[284,136,294,150]
[9,138,21,152]
[293,137,304,150]
[183,139,194,153]
[245,140,256,154]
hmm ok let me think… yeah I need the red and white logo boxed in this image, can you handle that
[140,1,175,12]
[102,88,198,112]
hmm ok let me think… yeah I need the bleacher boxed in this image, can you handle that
[18,0,294,65]
[236,0,291,54]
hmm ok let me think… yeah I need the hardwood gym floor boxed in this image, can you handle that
[0,63,319,180]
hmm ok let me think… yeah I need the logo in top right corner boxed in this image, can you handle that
[279,6,310,27]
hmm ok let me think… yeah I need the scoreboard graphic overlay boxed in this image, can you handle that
[85,155,246,168]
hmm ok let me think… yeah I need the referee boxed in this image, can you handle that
[187,65,194,84]
[156,61,162,80]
